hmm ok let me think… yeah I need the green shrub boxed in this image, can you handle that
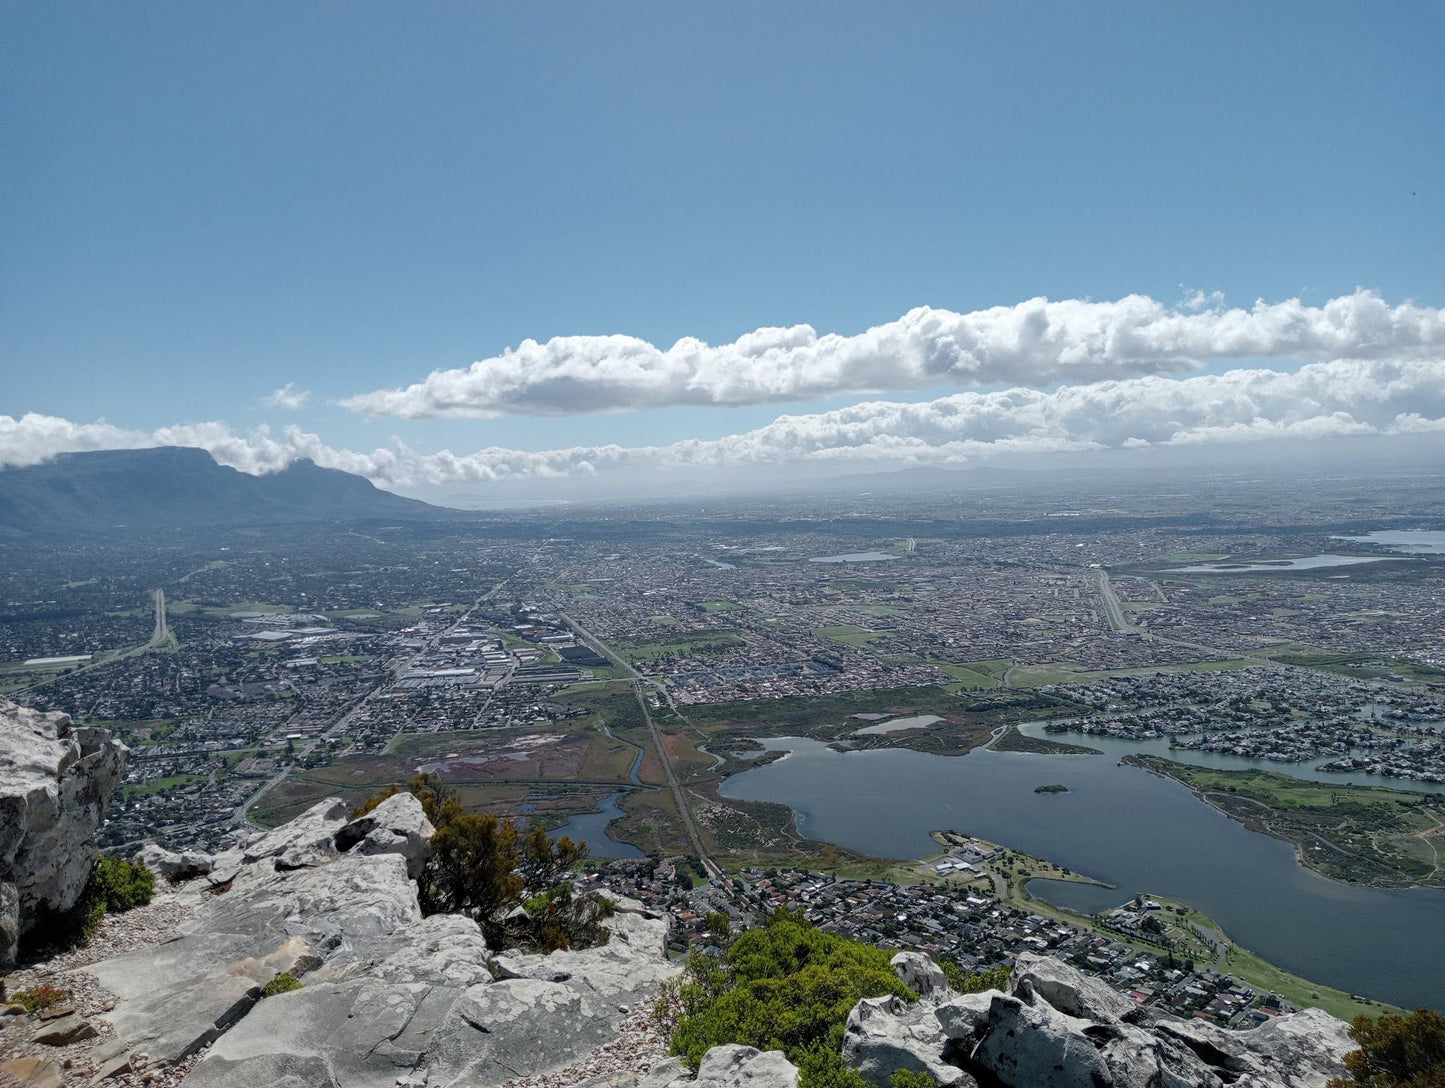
[91,856,155,913]
[937,957,1010,995]
[261,973,303,997]
[1331,1007,1445,1087]
[11,984,71,1012]
[890,1071,940,1088]
[661,909,915,1086]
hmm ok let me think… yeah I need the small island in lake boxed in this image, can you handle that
[1034,783,1070,794]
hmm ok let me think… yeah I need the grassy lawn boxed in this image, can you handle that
[810,624,886,650]
[611,632,743,663]
[697,600,743,612]
[934,659,1010,689]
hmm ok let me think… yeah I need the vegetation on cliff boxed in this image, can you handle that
[655,909,1004,1088]
[354,773,611,950]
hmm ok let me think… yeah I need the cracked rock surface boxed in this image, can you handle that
[71,797,679,1088]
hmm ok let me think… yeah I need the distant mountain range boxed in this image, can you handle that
[0,447,450,538]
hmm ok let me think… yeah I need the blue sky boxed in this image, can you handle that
[2,2,1443,498]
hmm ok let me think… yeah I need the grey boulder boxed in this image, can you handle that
[333,792,434,879]
[842,995,974,1087]
[891,951,950,1000]
[0,699,126,968]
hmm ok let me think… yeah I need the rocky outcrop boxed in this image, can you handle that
[72,797,680,1087]
[840,950,1353,1088]
[0,698,126,969]
[135,842,215,883]
[641,1046,800,1088]
[332,793,434,879]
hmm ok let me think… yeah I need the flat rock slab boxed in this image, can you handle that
[110,973,260,1062]
[32,1011,99,1045]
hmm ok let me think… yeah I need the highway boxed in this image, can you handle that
[1094,569,1131,633]
[15,588,172,693]
[561,614,719,878]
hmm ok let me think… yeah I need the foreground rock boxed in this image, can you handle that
[0,698,126,970]
[641,1045,800,1088]
[841,950,1354,1088]
[73,796,680,1087]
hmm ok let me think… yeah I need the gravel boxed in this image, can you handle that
[1,888,199,1088]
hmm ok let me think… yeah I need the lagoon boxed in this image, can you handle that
[1163,554,1403,573]
[551,791,644,859]
[720,737,1445,1008]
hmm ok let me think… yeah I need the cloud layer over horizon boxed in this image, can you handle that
[340,291,1445,418]
[5,357,1443,491]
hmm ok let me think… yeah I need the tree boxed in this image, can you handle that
[355,777,604,952]
[1330,1008,1445,1087]
[424,812,523,923]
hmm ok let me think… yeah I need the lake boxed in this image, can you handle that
[810,551,898,563]
[720,737,1445,1009]
[1333,530,1445,555]
[1163,554,1406,573]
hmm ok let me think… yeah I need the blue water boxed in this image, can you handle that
[551,791,645,859]
[809,552,898,563]
[720,737,1445,1009]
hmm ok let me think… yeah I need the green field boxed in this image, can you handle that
[934,659,1010,689]
[988,725,1100,755]
[611,632,743,663]
[810,624,886,650]
[119,773,209,800]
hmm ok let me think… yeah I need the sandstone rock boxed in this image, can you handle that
[86,1038,133,1082]
[0,698,126,968]
[135,842,214,882]
[933,990,1003,1042]
[333,793,434,879]
[891,951,949,1000]
[973,991,1114,1088]
[109,973,260,1062]
[70,797,678,1087]
[638,1046,801,1088]
[32,1010,99,1045]
[841,994,973,1087]
[1012,951,1134,1023]
[376,913,492,988]
[692,1045,800,1088]
[836,951,1317,1088]
[1160,1006,1356,1088]
[234,798,350,873]
[0,1054,65,1088]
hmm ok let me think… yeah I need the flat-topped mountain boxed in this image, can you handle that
[0,447,448,537]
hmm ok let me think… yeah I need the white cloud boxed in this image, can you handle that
[340,290,1445,418]
[4,358,1443,491]
[262,383,311,410]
